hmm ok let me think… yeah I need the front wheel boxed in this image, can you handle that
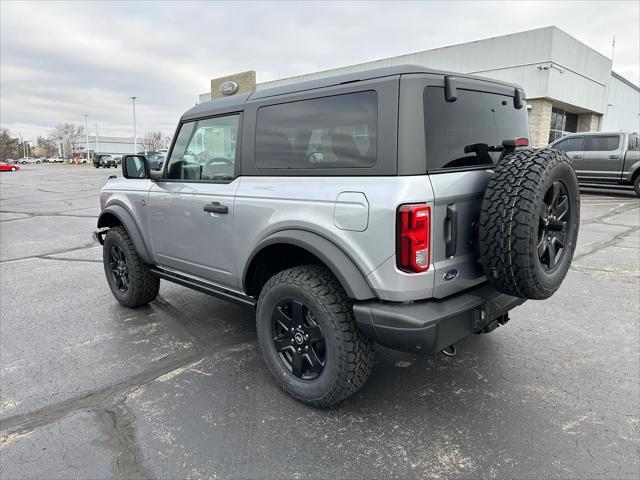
[102,226,160,307]
[256,265,374,407]
[11,167,16,172]
[634,175,640,198]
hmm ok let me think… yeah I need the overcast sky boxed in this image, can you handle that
[1,0,638,140]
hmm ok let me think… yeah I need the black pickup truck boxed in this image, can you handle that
[93,154,117,168]
[549,131,640,196]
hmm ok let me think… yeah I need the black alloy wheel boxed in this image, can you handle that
[537,180,571,271]
[109,245,129,292]
[271,299,326,380]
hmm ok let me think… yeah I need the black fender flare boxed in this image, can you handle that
[625,159,640,183]
[97,205,153,264]
[243,230,376,300]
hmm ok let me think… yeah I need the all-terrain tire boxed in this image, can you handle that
[256,265,374,407]
[479,148,580,300]
[103,226,160,307]
[633,175,640,198]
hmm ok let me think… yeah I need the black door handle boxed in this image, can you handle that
[445,204,458,258]
[203,202,228,214]
[609,154,619,159]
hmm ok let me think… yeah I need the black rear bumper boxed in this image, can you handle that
[353,285,525,355]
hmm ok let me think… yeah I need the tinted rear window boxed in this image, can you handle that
[255,91,377,169]
[586,135,620,152]
[553,136,585,152]
[424,87,529,170]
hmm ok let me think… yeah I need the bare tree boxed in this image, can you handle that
[162,133,173,149]
[36,135,57,157]
[141,130,163,152]
[0,128,21,160]
[48,123,84,158]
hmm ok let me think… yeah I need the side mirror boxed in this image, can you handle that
[122,155,149,179]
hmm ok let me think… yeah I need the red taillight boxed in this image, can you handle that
[397,204,431,273]
[515,137,529,147]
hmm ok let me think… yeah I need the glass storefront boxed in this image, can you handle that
[548,107,579,143]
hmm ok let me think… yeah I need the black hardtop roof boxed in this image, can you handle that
[182,64,522,120]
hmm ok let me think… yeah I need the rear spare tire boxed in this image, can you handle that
[479,148,580,300]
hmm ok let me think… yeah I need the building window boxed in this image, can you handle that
[548,107,579,143]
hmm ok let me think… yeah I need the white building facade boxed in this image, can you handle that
[201,26,639,148]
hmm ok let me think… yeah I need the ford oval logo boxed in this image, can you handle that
[219,80,239,96]
[443,269,459,281]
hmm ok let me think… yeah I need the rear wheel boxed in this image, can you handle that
[11,167,16,172]
[256,265,374,407]
[634,175,640,198]
[103,226,159,307]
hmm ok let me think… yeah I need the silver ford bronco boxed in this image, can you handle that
[95,65,580,407]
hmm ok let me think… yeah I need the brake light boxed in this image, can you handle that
[397,204,431,273]
[515,137,529,147]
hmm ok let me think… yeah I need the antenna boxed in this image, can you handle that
[611,35,616,66]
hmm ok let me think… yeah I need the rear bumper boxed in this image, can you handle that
[353,284,525,355]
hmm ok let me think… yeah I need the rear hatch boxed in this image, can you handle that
[424,80,529,298]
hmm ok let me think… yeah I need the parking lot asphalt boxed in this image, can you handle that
[1,165,638,480]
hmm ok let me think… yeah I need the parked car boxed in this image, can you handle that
[95,65,580,407]
[93,154,117,168]
[0,162,20,172]
[549,131,640,196]
[4,159,15,164]
[47,156,65,163]
[19,157,40,164]
[146,152,166,170]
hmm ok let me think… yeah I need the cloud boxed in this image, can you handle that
[1,0,638,140]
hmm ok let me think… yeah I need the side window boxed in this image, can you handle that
[553,136,584,152]
[255,91,377,169]
[586,135,620,152]
[166,114,239,181]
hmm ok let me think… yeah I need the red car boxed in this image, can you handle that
[0,162,20,172]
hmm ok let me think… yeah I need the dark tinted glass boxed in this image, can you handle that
[424,87,529,170]
[564,112,578,132]
[553,136,584,152]
[586,135,620,152]
[255,91,377,169]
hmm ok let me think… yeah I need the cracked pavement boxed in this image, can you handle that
[1,166,638,479]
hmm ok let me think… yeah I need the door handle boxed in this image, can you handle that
[609,154,619,159]
[572,155,582,159]
[445,204,458,258]
[203,202,228,214]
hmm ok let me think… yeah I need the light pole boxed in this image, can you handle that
[82,114,89,161]
[130,96,138,153]
[94,124,99,155]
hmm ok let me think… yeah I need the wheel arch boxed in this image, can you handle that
[243,230,376,301]
[628,161,640,183]
[97,205,153,263]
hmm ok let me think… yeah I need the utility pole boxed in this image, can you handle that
[130,96,138,153]
[94,124,99,155]
[82,114,89,161]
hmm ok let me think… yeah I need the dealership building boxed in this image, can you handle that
[200,26,639,148]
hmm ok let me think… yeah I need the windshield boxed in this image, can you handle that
[424,87,529,171]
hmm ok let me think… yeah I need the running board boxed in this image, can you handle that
[150,268,256,307]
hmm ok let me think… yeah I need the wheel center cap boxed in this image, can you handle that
[294,332,304,345]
